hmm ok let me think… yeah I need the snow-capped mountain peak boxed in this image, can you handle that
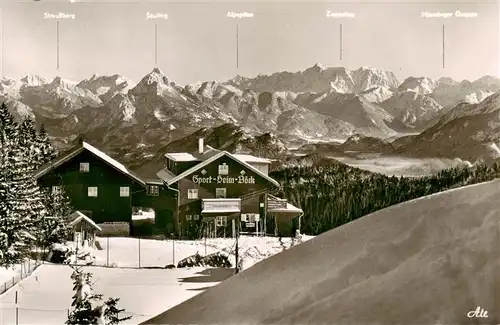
[20,74,50,87]
[398,76,439,94]
[50,76,78,88]
[130,68,181,97]
[311,63,325,71]
[77,74,132,102]
[0,77,20,97]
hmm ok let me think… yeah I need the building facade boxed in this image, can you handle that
[159,138,303,238]
[34,139,302,238]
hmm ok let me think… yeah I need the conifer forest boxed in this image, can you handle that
[270,161,500,235]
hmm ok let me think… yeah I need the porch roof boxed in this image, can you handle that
[267,202,303,214]
[68,211,102,231]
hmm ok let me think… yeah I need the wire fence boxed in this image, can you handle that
[0,258,42,296]
[89,236,244,269]
[0,305,153,325]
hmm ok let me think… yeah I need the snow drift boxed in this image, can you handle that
[143,179,500,325]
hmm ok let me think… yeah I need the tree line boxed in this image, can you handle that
[270,160,500,235]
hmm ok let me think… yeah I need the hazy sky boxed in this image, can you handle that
[1,0,499,85]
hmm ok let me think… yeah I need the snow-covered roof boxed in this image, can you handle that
[34,142,146,185]
[68,211,102,231]
[232,154,272,164]
[156,168,177,182]
[165,153,200,162]
[267,202,303,214]
[82,142,145,184]
[165,151,280,187]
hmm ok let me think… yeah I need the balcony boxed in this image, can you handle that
[201,198,241,214]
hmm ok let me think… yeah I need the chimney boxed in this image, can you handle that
[198,138,204,154]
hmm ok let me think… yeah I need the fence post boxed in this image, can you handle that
[4,282,6,292]
[16,306,19,325]
[67,308,70,318]
[106,236,110,267]
[15,290,18,304]
[138,237,141,269]
[12,277,14,286]
[172,236,175,265]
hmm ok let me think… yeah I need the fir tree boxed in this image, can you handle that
[19,117,39,168]
[0,102,47,265]
[67,266,131,325]
[37,123,57,167]
[0,102,18,141]
[38,186,73,255]
[0,139,47,265]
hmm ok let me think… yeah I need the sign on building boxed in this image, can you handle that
[192,174,256,185]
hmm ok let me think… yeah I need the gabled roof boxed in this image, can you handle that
[68,211,102,231]
[34,141,146,185]
[156,168,177,182]
[165,151,280,187]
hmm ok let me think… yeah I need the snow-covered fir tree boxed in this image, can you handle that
[67,266,131,325]
[0,102,54,266]
[19,117,40,168]
[37,186,73,253]
[37,123,57,167]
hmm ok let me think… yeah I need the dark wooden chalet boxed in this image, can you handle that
[34,141,177,235]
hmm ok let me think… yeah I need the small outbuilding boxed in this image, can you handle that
[68,211,102,249]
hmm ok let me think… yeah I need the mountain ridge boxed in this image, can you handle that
[1,64,499,171]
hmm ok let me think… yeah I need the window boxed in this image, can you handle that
[187,189,198,199]
[215,188,226,199]
[120,187,130,197]
[80,162,89,172]
[146,185,159,196]
[88,187,98,197]
[193,214,200,221]
[52,186,62,195]
[216,216,227,227]
[186,214,192,221]
[218,163,229,175]
[241,213,260,222]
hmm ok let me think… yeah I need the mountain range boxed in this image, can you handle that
[1,64,500,170]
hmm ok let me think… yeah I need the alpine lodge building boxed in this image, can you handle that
[34,138,303,239]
